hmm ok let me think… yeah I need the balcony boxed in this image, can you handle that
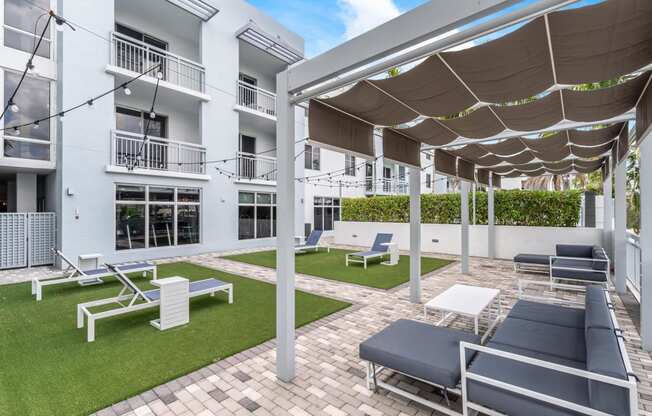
[107,130,208,179]
[235,152,277,184]
[365,177,409,195]
[107,32,209,101]
[235,81,277,120]
[0,135,55,171]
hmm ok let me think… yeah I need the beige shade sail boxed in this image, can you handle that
[369,55,476,117]
[549,0,652,85]
[481,139,527,156]
[382,129,421,167]
[439,107,503,139]
[492,173,502,188]
[457,158,476,182]
[491,91,563,131]
[434,150,457,177]
[392,119,457,146]
[569,142,613,159]
[617,125,630,161]
[567,123,624,146]
[637,77,652,143]
[308,100,375,157]
[477,169,490,186]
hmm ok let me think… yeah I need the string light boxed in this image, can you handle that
[13,127,20,135]
[33,120,40,129]
[122,84,132,96]
[8,100,19,113]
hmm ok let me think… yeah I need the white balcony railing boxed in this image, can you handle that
[236,81,276,117]
[626,232,642,301]
[365,177,409,195]
[236,152,277,181]
[110,32,205,93]
[110,130,206,175]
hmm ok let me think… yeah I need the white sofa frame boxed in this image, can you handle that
[31,249,156,301]
[76,266,233,342]
[459,284,637,416]
[549,247,610,291]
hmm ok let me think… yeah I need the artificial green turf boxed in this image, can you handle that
[223,249,453,289]
[0,262,350,416]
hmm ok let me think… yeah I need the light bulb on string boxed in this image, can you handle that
[149,111,156,119]
[9,99,19,113]
[33,120,40,129]
[122,85,131,96]
[13,126,20,135]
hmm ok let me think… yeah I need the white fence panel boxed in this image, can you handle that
[28,213,56,267]
[0,213,27,269]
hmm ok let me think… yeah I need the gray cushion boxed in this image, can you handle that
[509,300,585,329]
[586,328,629,416]
[585,287,613,331]
[556,244,593,258]
[467,341,589,416]
[552,267,608,283]
[514,254,551,265]
[359,319,480,388]
[591,247,608,271]
[484,341,586,369]
[491,317,586,362]
[144,278,228,301]
[371,233,393,252]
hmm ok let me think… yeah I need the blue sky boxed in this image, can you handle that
[246,0,603,58]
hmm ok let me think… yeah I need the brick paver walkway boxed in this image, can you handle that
[71,249,651,415]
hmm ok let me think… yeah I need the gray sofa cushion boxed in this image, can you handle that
[509,300,585,329]
[359,319,480,388]
[514,253,551,266]
[491,317,586,362]
[556,244,593,258]
[591,246,608,271]
[551,263,608,283]
[585,287,613,331]
[467,341,589,416]
[586,328,629,416]
[485,341,586,369]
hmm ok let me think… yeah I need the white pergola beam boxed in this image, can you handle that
[461,181,470,274]
[275,71,296,382]
[409,166,421,303]
[614,156,627,294]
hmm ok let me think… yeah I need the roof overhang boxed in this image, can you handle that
[236,22,304,65]
[165,0,218,21]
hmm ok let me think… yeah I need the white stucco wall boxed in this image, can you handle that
[334,221,604,260]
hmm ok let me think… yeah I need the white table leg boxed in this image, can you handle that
[474,316,479,335]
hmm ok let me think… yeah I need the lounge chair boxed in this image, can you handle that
[31,249,156,301]
[513,253,551,273]
[76,263,233,342]
[295,230,329,253]
[345,233,393,269]
[550,244,610,290]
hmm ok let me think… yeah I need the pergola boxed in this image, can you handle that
[274,0,652,381]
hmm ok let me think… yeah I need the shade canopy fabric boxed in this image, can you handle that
[306,0,652,181]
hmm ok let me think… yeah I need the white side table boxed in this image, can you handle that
[78,253,102,271]
[150,276,190,331]
[381,242,399,266]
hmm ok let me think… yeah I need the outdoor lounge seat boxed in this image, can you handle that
[295,230,329,253]
[550,244,610,289]
[31,249,156,301]
[76,264,233,342]
[513,253,551,273]
[507,299,585,329]
[346,233,393,269]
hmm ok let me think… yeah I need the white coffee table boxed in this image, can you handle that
[424,284,502,342]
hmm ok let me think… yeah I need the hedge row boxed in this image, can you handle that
[341,189,582,227]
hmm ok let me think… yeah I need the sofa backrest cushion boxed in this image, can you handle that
[586,327,629,416]
[585,286,614,331]
[592,246,608,271]
[556,244,593,258]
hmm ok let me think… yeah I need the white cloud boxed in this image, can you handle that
[337,0,401,40]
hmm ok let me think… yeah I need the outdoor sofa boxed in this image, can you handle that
[550,244,610,289]
[345,233,393,269]
[76,263,233,342]
[295,230,329,252]
[32,249,156,301]
[360,285,637,416]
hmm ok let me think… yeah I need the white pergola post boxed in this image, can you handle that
[409,166,421,303]
[614,155,627,294]
[488,177,495,260]
[602,157,613,260]
[461,181,470,274]
[275,71,296,382]
[640,134,652,350]
[472,183,477,225]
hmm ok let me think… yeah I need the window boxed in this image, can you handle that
[238,192,277,240]
[116,106,167,138]
[4,0,51,58]
[304,144,320,170]
[345,154,356,176]
[115,184,200,250]
[314,197,341,231]
[4,72,50,161]
[426,173,432,189]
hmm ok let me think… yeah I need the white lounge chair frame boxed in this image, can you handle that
[549,248,611,291]
[294,233,330,253]
[346,251,390,269]
[459,286,637,416]
[76,264,233,342]
[31,249,156,301]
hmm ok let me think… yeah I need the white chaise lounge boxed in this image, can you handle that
[345,233,393,269]
[295,230,329,253]
[31,249,156,301]
[76,263,233,342]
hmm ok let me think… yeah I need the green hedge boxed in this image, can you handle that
[342,189,582,227]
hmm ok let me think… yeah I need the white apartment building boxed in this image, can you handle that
[0,0,435,267]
